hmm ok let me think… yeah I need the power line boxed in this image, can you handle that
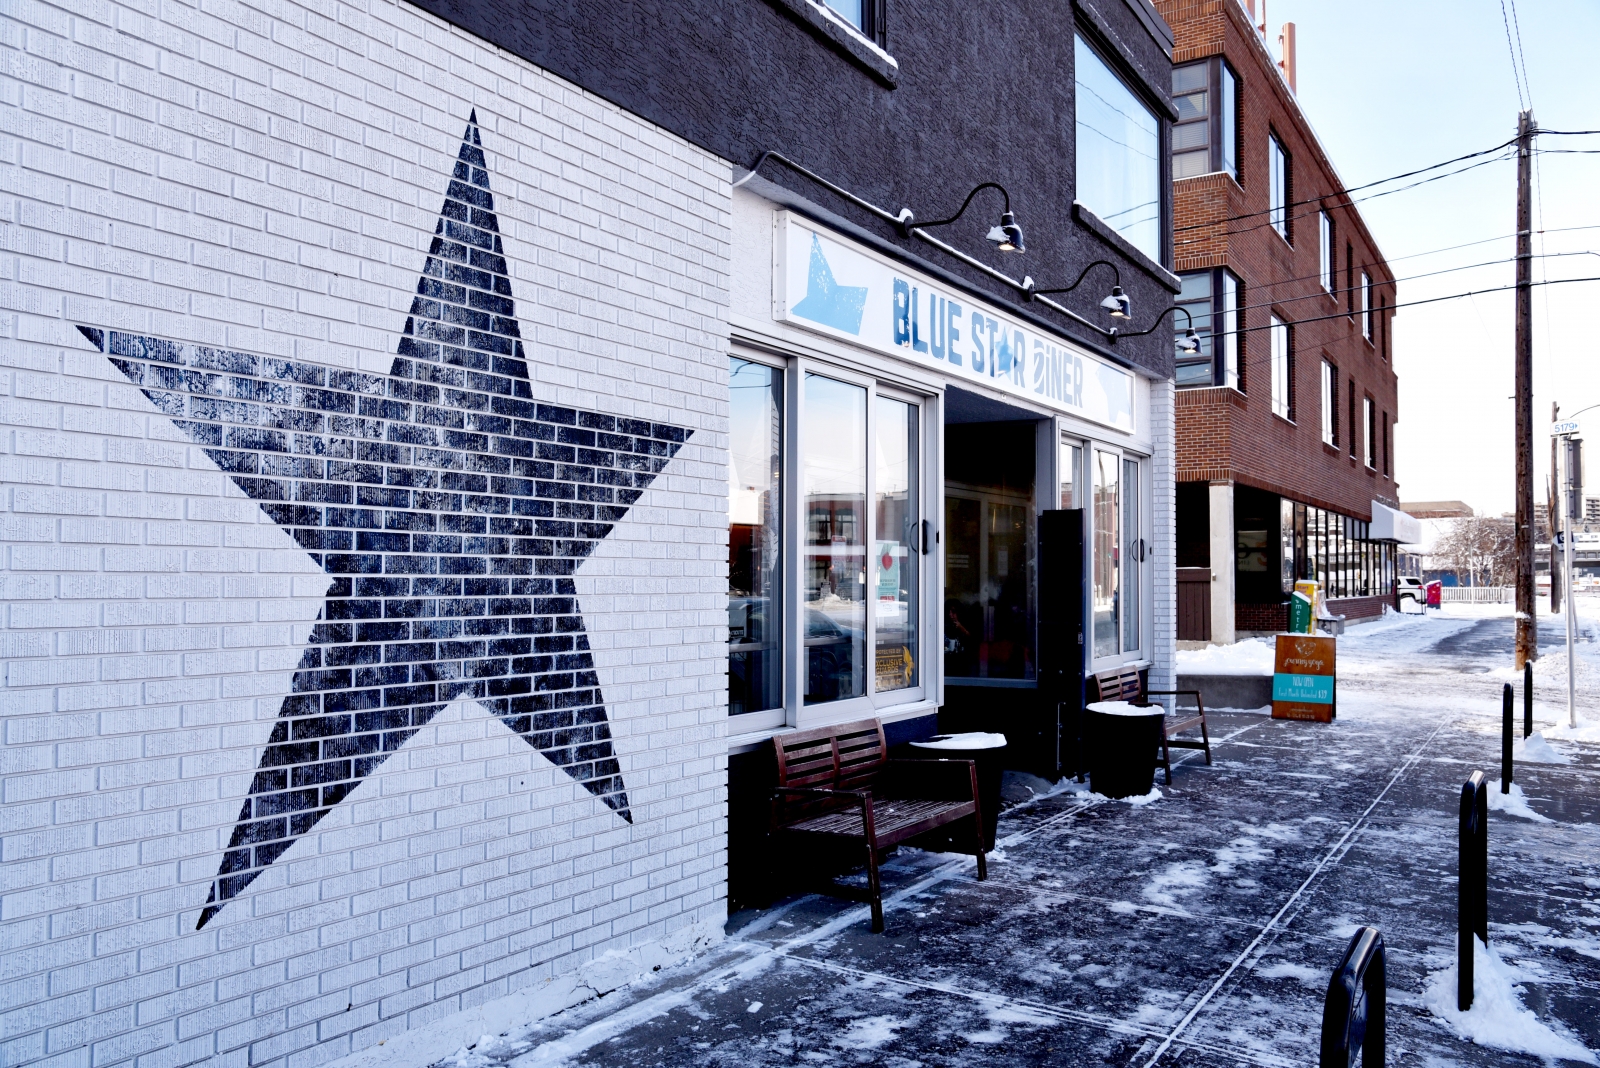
[1219,275,1600,338]
[1183,252,1598,321]
[1172,137,1516,235]
[1177,150,1516,248]
[1508,0,1533,108]
[1498,0,1527,109]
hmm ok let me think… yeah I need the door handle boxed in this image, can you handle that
[921,519,931,555]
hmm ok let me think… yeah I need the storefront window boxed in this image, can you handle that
[1060,441,1082,507]
[874,397,918,693]
[1092,450,1120,659]
[803,373,868,705]
[1121,457,1141,653]
[728,358,782,718]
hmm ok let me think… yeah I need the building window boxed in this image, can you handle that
[1382,411,1391,475]
[1076,34,1161,262]
[1269,134,1290,242]
[1361,271,1372,340]
[1346,243,1354,315]
[730,354,931,731]
[1319,212,1334,293]
[1347,381,1357,459]
[1321,360,1336,445]
[821,0,882,39]
[1171,59,1239,181]
[1175,268,1240,390]
[729,358,784,722]
[1364,396,1376,469]
[1270,315,1291,420]
[1092,449,1145,661]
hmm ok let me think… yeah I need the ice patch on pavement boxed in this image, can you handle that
[1423,936,1597,1064]
[1177,639,1275,675]
[1142,861,1210,911]
[1517,731,1571,764]
[1254,960,1325,988]
[834,1015,906,1050]
[1486,781,1553,823]
[1212,836,1274,875]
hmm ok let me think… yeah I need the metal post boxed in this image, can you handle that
[1550,403,1562,615]
[1524,662,1533,738]
[1319,926,1386,1068]
[1501,685,1513,792]
[1458,771,1488,1012]
[1565,436,1581,728]
[1514,110,1537,670]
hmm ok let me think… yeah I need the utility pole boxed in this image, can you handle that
[1514,109,1536,669]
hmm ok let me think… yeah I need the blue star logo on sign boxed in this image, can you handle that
[76,113,691,930]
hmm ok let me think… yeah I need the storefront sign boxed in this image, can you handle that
[1272,634,1336,722]
[776,214,1136,432]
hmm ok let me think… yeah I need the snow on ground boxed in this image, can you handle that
[1422,937,1597,1064]
[1486,780,1554,823]
[1517,732,1571,763]
[1177,638,1275,675]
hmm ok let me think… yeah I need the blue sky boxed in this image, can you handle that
[1266,0,1600,515]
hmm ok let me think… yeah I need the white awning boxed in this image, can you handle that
[1370,500,1423,544]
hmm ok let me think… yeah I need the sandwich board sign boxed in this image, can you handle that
[1273,634,1336,722]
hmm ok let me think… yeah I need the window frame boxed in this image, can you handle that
[1319,211,1334,294]
[1361,270,1372,341]
[1088,443,1150,670]
[728,348,940,736]
[1268,133,1291,243]
[1269,314,1292,421]
[1363,395,1376,469]
[1171,57,1241,182]
[1321,359,1336,446]
[1074,32,1163,263]
[1174,267,1242,391]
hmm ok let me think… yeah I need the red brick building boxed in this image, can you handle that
[1155,0,1408,640]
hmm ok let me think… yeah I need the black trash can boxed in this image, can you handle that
[907,732,1008,850]
[1084,702,1164,799]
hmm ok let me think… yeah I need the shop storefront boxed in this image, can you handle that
[726,195,1172,809]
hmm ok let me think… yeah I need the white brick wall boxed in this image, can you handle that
[0,0,732,1065]
[1149,377,1176,692]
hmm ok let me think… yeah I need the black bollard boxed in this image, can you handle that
[1319,926,1386,1068]
[1501,685,1513,793]
[1458,771,1488,1012]
[1524,662,1533,738]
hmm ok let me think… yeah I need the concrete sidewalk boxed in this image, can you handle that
[437,614,1600,1067]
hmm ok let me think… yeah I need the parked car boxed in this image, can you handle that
[1397,576,1426,611]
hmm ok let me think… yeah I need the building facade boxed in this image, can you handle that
[0,1,1178,1065]
[1156,0,1406,641]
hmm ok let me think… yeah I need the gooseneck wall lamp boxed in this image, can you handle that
[894,182,1025,254]
[1021,260,1129,319]
[1116,304,1203,355]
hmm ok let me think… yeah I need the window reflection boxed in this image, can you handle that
[1121,457,1140,652]
[1093,450,1120,658]
[728,359,782,716]
[803,374,867,704]
[1076,35,1161,262]
[875,397,917,693]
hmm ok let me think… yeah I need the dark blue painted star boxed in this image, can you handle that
[77,113,690,929]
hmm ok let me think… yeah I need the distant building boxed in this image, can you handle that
[1402,500,1476,519]
[1158,0,1409,640]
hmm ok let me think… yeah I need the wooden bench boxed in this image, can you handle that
[1088,666,1212,785]
[771,718,986,933]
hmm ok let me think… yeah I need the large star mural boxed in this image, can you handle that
[76,113,691,929]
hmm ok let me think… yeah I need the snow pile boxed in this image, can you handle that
[1177,639,1275,676]
[1423,937,1596,1064]
[1516,732,1570,764]
[834,1015,907,1050]
[1120,787,1163,806]
[1543,716,1600,744]
[1486,781,1553,823]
